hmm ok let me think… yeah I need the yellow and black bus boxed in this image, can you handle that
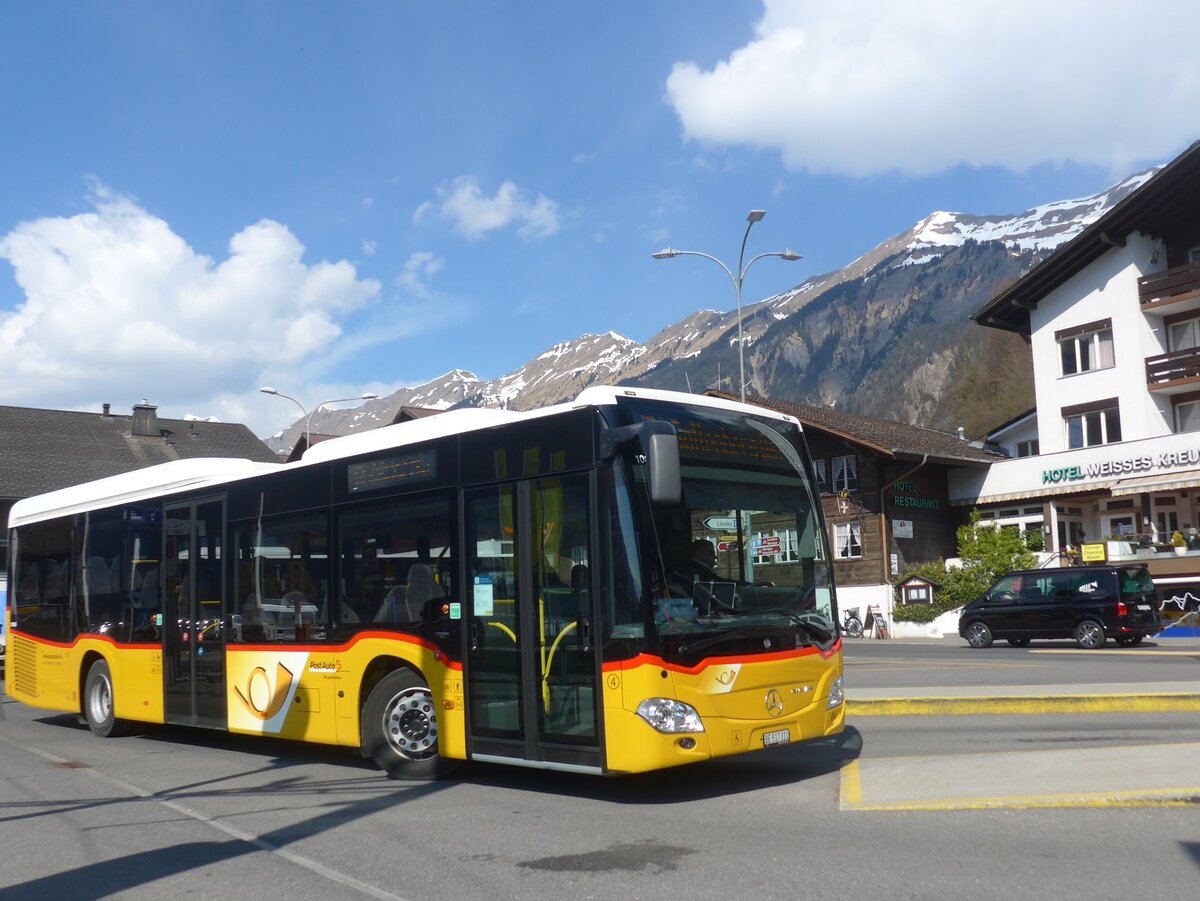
[5,386,843,777]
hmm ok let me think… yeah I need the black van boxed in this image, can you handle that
[958,564,1162,649]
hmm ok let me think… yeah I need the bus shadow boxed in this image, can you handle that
[35,711,377,770]
[459,726,864,804]
[33,708,862,806]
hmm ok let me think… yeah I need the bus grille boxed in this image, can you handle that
[11,636,38,697]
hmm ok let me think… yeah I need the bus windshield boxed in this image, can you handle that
[617,399,836,663]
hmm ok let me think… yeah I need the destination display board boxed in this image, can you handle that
[347,449,437,494]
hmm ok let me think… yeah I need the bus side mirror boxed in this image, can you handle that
[647,433,680,505]
[599,419,680,504]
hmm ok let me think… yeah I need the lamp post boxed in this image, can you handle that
[653,209,801,403]
[259,387,379,455]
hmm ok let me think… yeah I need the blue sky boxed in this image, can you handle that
[2,1,1198,437]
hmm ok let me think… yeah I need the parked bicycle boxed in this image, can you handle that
[841,606,863,638]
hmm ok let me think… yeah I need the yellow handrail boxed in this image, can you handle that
[542,620,578,712]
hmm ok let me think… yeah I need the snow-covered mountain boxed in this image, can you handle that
[265,168,1154,452]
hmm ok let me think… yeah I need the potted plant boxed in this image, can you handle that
[1172,530,1188,556]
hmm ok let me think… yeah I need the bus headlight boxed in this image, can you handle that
[826,675,844,709]
[636,698,705,733]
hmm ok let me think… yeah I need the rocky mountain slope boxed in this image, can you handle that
[266,169,1154,453]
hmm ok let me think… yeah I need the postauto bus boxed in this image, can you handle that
[5,387,843,778]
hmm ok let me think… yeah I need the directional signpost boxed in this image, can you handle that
[753,535,782,555]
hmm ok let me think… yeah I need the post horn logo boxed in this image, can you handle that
[234,661,296,720]
[765,688,784,718]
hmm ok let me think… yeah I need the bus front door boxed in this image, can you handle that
[163,499,226,727]
[464,475,600,772]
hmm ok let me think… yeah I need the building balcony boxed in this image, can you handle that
[1146,346,1200,393]
[1139,260,1200,313]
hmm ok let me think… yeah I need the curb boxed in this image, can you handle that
[846,693,1200,716]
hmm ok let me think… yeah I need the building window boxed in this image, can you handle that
[1157,511,1180,536]
[1015,439,1039,457]
[834,522,862,559]
[1105,516,1136,537]
[832,454,858,492]
[752,528,799,564]
[1063,402,1121,449]
[1188,246,1200,264]
[1175,398,1200,433]
[1058,323,1114,376]
[1168,317,1200,353]
[813,459,827,493]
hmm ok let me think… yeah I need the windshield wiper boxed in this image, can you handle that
[675,616,833,659]
[791,616,833,644]
[676,629,763,659]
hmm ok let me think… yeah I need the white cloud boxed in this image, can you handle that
[415,176,561,240]
[0,186,383,430]
[395,251,444,298]
[362,239,377,256]
[665,0,1200,177]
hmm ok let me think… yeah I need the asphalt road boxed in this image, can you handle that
[1,643,1198,901]
[842,634,1200,691]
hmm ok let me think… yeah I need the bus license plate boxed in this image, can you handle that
[763,728,790,747]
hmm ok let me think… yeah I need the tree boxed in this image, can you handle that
[892,510,1039,622]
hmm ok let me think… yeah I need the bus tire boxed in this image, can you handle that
[83,659,129,738]
[362,669,450,780]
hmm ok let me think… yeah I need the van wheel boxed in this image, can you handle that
[362,669,452,780]
[964,621,993,648]
[1073,620,1106,649]
[1115,635,1143,647]
[1006,638,1031,647]
[83,659,129,738]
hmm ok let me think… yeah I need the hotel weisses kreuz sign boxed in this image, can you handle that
[1042,448,1200,485]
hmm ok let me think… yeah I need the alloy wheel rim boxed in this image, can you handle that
[383,688,438,760]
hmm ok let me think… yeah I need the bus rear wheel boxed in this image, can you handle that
[83,659,129,738]
[363,669,451,780]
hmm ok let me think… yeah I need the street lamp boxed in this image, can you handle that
[653,209,801,403]
[259,387,379,454]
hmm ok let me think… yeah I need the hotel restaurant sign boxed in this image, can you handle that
[1042,448,1200,485]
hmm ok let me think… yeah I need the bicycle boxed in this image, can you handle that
[841,606,863,638]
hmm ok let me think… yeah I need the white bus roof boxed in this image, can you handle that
[8,386,799,529]
[8,457,278,529]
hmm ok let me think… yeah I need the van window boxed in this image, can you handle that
[1072,570,1116,599]
[1041,572,1074,600]
[988,574,1023,601]
[1118,567,1155,596]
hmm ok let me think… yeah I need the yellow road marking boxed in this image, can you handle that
[847,693,1200,716]
[1029,649,1200,656]
[842,787,1200,811]
[839,760,863,806]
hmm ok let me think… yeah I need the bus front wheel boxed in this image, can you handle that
[362,669,451,780]
[83,659,129,738]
